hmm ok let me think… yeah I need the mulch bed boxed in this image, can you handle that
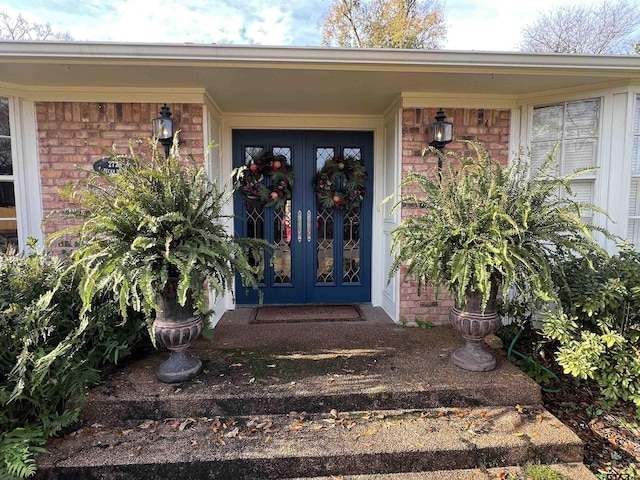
[542,371,640,478]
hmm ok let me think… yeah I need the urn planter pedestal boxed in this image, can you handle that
[153,279,203,383]
[449,283,501,372]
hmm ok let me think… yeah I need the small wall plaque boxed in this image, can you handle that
[93,157,121,175]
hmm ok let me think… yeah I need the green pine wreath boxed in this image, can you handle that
[237,150,294,209]
[314,156,367,210]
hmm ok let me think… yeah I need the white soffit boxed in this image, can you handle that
[1,42,639,114]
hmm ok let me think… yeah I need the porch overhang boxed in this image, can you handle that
[1,41,640,114]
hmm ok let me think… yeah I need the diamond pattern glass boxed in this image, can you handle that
[343,207,361,283]
[273,201,292,284]
[316,207,334,283]
[316,148,334,171]
[245,203,265,282]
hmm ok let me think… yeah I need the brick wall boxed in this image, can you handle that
[399,108,511,325]
[36,102,204,246]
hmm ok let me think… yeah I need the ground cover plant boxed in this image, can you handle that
[0,239,145,479]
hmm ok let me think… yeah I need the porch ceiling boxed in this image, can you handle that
[1,42,640,115]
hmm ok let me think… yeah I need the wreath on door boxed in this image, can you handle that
[314,156,367,210]
[237,150,294,210]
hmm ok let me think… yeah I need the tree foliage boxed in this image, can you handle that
[519,0,640,54]
[321,0,446,49]
[0,11,73,41]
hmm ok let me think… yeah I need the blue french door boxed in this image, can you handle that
[233,130,373,304]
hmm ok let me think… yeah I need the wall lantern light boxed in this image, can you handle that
[426,108,453,169]
[152,104,175,157]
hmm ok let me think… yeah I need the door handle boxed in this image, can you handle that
[297,210,303,243]
[306,210,312,243]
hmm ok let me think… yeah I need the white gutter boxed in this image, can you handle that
[1,41,640,74]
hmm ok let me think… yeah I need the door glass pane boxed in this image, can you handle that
[0,98,9,136]
[0,138,12,175]
[316,148,334,170]
[245,203,265,283]
[317,208,334,284]
[273,147,292,161]
[343,207,361,283]
[273,201,292,284]
[245,146,264,164]
[343,147,362,160]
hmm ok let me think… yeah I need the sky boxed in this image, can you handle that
[0,0,619,51]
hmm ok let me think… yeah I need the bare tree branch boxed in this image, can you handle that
[519,0,640,54]
[0,11,73,41]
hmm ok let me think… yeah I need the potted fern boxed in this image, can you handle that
[388,142,608,371]
[51,138,265,383]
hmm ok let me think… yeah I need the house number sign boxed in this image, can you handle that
[93,157,121,175]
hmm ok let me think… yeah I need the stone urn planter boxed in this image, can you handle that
[449,281,501,372]
[153,278,203,383]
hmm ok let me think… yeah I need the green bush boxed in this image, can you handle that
[542,246,640,414]
[0,239,145,478]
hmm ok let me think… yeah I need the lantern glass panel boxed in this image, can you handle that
[152,118,173,140]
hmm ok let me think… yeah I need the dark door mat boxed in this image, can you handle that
[250,304,364,324]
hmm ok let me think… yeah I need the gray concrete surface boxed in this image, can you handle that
[35,307,596,479]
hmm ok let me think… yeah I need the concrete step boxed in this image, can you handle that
[80,325,540,424]
[286,463,597,479]
[36,406,586,480]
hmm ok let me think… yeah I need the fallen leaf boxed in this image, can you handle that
[138,420,154,429]
[230,363,242,367]
[133,446,142,456]
[121,429,133,436]
[264,436,271,443]
[225,427,239,438]
[363,429,377,435]
[330,409,338,418]
[290,421,305,432]
[179,418,197,431]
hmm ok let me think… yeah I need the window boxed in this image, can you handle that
[628,96,640,248]
[0,97,17,248]
[531,99,600,223]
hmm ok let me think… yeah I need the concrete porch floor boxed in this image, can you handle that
[80,306,542,423]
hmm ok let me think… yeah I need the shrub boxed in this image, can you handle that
[0,239,145,478]
[542,246,640,414]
